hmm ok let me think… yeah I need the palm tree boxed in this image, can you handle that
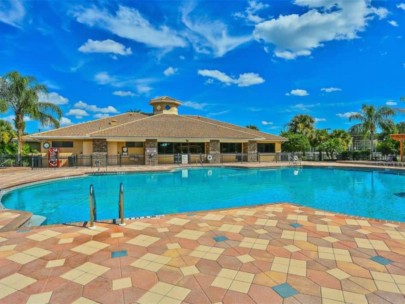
[287,114,315,137]
[330,129,351,150]
[349,104,395,159]
[0,71,62,162]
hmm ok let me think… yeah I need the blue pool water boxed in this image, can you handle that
[1,167,405,224]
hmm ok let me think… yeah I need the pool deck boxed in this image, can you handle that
[0,162,405,303]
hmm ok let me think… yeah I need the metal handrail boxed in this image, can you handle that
[89,184,97,228]
[118,182,125,226]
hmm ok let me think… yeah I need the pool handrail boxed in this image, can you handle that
[89,184,97,228]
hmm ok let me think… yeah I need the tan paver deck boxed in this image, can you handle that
[0,162,405,303]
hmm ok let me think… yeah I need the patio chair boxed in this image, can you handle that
[289,155,301,166]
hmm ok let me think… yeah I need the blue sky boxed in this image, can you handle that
[1,0,405,134]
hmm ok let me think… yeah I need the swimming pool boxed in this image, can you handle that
[1,167,405,224]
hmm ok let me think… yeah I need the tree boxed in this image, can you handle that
[281,132,310,153]
[287,114,315,137]
[0,71,62,162]
[397,122,405,134]
[349,104,395,159]
[246,125,259,131]
[330,129,351,150]
[319,138,344,159]
[311,129,329,160]
[0,120,16,154]
[376,138,399,156]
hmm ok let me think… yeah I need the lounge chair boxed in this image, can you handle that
[289,155,301,166]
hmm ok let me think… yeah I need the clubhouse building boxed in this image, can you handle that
[28,97,287,167]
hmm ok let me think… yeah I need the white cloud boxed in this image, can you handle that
[182,101,208,110]
[78,39,132,55]
[290,103,319,111]
[321,87,342,93]
[0,0,25,28]
[254,0,389,59]
[181,4,251,57]
[60,117,73,126]
[74,101,118,114]
[261,120,273,125]
[136,84,152,94]
[314,117,326,123]
[95,72,115,85]
[386,100,397,106]
[398,3,405,10]
[337,112,359,118]
[94,113,110,119]
[388,20,399,27]
[1,115,32,123]
[66,109,89,119]
[235,0,269,24]
[207,110,230,117]
[198,69,264,87]
[113,90,135,97]
[286,89,309,96]
[74,5,186,49]
[38,92,69,105]
[248,107,261,112]
[163,67,178,76]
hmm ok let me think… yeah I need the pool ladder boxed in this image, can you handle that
[89,183,125,229]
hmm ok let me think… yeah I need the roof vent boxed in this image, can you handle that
[110,119,118,126]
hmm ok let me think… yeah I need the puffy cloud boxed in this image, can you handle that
[388,20,399,27]
[182,101,208,110]
[74,5,186,49]
[60,117,73,126]
[2,115,32,123]
[113,90,135,97]
[66,109,89,119]
[198,69,264,87]
[234,0,269,24]
[398,3,405,10]
[38,92,69,105]
[78,39,132,55]
[0,0,25,28]
[286,89,309,96]
[337,112,359,118]
[321,87,342,93]
[181,4,251,57]
[261,120,273,125]
[163,67,178,76]
[314,117,326,123]
[254,0,388,59]
[74,101,118,114]
[386,100,397,106]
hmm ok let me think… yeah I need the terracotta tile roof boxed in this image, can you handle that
[29,112,286,142]
[29,112,148,138]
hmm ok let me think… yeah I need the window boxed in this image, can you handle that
[258,143,275,153]
[125,142,144,148]
[52,141,73,148]
[158,142,205,154]
[220,143,242,153]
[158,142,174,154]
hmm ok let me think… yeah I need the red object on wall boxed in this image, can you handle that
[48,148,60,167]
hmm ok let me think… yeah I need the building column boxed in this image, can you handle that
[92,139,108,167]
[208,140,220,163]
[247,141,258,162]
[145,139,158,165]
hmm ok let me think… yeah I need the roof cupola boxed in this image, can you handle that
[149,96,181,115]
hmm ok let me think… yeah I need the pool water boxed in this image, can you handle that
[2,167,405,224]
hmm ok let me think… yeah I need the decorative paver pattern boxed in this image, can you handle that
[0,202,404,303]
